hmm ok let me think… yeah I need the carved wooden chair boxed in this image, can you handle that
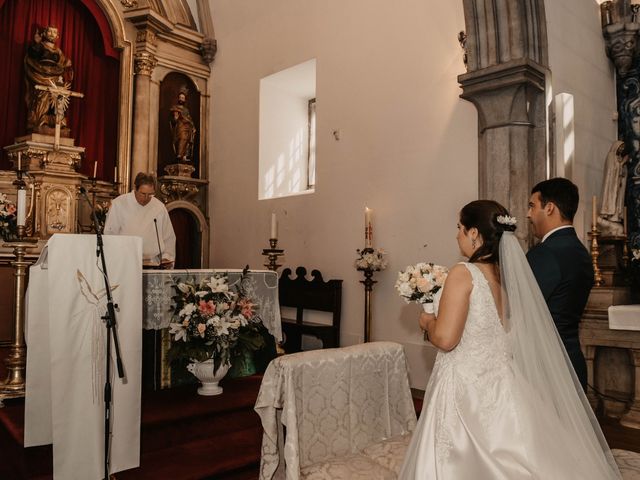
[278,267,342,353]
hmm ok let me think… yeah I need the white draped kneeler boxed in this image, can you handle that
[24,234,143,479]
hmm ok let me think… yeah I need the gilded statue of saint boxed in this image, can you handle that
[169,88,196,163]
[24,26,74,135]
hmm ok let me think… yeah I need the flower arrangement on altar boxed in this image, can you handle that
[632,248,640,263]
[0,192,17,241]
[167,268,266,374]
[355,248,388,271]
[395,262,448,311]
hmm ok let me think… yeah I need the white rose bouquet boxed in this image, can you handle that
[395,262,448,314]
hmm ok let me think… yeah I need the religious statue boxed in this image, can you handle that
[597,140,629,236]
[169,88,196,163]
[24,26,75,136]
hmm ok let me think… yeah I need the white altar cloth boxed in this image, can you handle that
[608,305,640,331]
[24,234,143,479]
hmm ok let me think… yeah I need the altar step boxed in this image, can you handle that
[0,375,265,480]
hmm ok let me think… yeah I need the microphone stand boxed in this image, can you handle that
[153,218,164,269]
[79,187,125,480]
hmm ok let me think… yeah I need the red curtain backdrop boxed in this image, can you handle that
[0,0,120,181]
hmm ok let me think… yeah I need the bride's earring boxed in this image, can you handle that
[472,238,477,249]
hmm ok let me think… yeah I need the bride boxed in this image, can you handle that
[399,200,621,479]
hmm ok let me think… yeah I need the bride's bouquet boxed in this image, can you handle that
[395,262,448,313]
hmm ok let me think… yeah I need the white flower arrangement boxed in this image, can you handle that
[395,262,448,305]
[496,215,517,226]
[0,192,17,241]
[355,248,388,271]
[632,248,640,262]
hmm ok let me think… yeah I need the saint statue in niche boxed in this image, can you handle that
[169,87,196,163]
[598,140,629,236]
[24,25,74,135]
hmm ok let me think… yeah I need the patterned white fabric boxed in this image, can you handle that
[400,262,621,479]
[255,342,416,480]
[362,434,412,475]
[614,449,640,480]
[300,454,396,480]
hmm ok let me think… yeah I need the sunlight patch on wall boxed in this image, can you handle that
[259,59,316,200]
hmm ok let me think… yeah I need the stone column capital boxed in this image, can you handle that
[134,52,157,76]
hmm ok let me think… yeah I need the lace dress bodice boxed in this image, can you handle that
[432,262,510,382]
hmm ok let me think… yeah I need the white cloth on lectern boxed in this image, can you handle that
[104,191,176,265]
[24,234,143,480]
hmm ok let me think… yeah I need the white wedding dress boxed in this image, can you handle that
[399,259,621,479]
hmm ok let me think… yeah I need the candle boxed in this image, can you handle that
[93,160,98,179]
[365,207,372,248]
[624,206,628,236]
[114,164,118,182]
[17,189,26,227]
[270,212,278,239]
[17,151,21,171]
[592,196,597,227]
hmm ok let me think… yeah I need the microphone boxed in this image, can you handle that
[154,218,164,268]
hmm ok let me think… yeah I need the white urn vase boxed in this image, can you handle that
[187,359,230,396]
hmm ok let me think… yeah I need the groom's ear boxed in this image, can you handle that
[544,201,556,216]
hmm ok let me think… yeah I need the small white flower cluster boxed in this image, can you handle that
[355,248,388,271]
[0,192,17,241]
[632,248,640,262]
[496,215,517,226]
[395,262,448,304]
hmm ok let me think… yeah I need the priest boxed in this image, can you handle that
[104,172,176,268]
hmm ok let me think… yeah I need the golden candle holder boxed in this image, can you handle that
[262,238,284,271]
[1,231,38,404]
[588,224,604,287]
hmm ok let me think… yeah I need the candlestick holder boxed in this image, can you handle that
[589,224,604,287]
[1,170,38,405]
[355,247,387,343]
[262,238,284,271]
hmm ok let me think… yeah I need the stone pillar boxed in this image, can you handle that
[459,59,548,243]
[132,51,157,181]
[459,0,549,245]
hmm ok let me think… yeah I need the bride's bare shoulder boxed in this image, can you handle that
[444,263,472,292]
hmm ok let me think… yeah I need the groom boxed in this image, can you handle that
[526,178,594,391]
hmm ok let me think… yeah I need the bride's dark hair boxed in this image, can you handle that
[459,200,515,264]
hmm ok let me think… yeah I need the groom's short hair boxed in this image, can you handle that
[531,178,579,222]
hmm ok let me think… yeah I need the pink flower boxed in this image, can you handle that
[198,300,216,317]
[6,204,16,216]
[237,298,255,319]
[197,323,206,337]
[416,277,433,293]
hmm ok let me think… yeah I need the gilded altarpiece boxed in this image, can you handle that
[0,0,214,384]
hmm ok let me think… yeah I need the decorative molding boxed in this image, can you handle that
[158,176,208,205]
[120,0,138,8]
[200,37,217,65]
[134,51,157,76]
[136,29,157,45]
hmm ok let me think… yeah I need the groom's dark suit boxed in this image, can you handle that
[526,227,594,390]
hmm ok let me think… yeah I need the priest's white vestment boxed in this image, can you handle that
[24,234,142,480]
[104,191,176,265]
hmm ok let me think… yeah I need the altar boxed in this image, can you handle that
[141,269,281,389]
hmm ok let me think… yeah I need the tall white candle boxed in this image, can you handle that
[114,164,118,182]
[93,160,98,179]
[17,151,21,171]
[592,195,597,227]
[270,212,278,239]
[365,207,372,248]
[17,189,26,227]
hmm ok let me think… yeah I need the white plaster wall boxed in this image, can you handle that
[545,0,617,242]
[209,0,478,389]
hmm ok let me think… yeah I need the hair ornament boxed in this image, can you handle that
[496,215,517,227]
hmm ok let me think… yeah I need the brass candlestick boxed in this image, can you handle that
[589,224,604,287]
[262,238,284,271]
[0,171,38,405]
